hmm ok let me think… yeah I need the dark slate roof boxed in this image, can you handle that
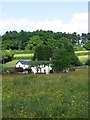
[16,60,49,65]
[18,60,30,65]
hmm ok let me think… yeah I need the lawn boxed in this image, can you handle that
[14,53,34,60]
[2,60,19,71]
[75,51,89,53]
[75,50,90,56]
[2,68,88,118]
[78,55,89,64]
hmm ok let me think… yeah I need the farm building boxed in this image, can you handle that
[16,60,30,70]
[15,60,53,74]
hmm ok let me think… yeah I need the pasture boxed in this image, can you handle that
[2,68,88,118]
[78,55,89,65]
[14,53,34,60]
[75,50,90,56]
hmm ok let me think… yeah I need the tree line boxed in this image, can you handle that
[2,30,90,50]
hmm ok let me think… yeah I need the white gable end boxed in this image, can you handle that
[16,61,29,69]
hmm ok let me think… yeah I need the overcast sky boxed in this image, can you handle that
[0,2,88,35]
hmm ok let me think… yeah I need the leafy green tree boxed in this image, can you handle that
[44,37,57,50]
[84,40,90,50]
[34,45,53,60]
[81,33,88,43]
[56,37,81,66]
[26,35,43,51]
[51,47,71,72]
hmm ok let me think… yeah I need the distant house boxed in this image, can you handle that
[15,60,53,74]
[16,60,30,70]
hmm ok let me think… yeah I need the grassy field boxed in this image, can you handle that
[78,55,89,65]
[2,60,19,71]
[14,53,34,60]
[75,50,90,56]
[2,68,88,118]
[75,51,89,53]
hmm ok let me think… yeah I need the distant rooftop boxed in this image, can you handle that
[17,60,49,65]
[19,60,30,65]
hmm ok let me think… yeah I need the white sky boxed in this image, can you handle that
[0,1,89,35]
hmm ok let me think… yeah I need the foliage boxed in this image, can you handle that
[34,45,53,60]
[2,30,88,50]
[12,50,33,54]
[52,37,82,69]
[74,46,87,51]
[85,59,90,66]
[2,68,88,118]
[26,35,43,51]
[2,50,14,63]
[70,54,82,66]
[51,47,71,72]
[84,40,90,50]
[29,61,49,67]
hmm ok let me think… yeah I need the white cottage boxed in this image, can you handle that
[15,60,53,74]
[15,60,30,70]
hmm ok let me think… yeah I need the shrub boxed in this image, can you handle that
[85,59,90,66]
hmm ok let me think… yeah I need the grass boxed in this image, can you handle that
[78,55,89,64]
[14,53,34,60]
[75,51,88,53]
[75,50,90,56]
[2,68,88,118]
[2,60,19,71]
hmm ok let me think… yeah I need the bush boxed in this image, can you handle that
[85,59,90,66]
[70,54,82,66]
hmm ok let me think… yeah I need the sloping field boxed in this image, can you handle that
[75,50,90,56]
[78,55,89,64]
[14,53,34,60]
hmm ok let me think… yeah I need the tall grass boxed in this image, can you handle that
[2,68,88,118]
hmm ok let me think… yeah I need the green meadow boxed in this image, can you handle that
[2,68,88,118]
[14,53,34,60]
[78,55,89,65]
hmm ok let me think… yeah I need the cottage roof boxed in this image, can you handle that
[16,60,49,66]
[17,60,30,65]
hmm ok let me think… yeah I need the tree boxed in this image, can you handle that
[51,47,71,72]
[44,37,57,50]
[26,35,43,51]
[34,45,53,60]
[56,37,81,66]
[84,40,90,50]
